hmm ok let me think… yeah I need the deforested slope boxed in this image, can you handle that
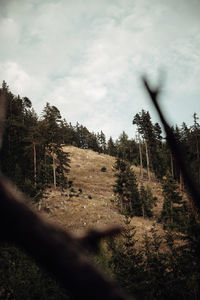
[41,146,164,237]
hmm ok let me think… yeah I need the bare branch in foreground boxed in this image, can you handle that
[0,91,7,149]
[0,176,133,300]
[142,75,200,215]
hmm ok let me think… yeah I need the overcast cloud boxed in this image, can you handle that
[0,0,199,139]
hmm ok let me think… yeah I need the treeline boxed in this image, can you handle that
[132,110,200,185]
[0,82,119,199]
[0,82,135,199]
[112,109,199,232]
[1,81,199,201]
[1,81,200,299]
[106,102,200,299]
[0,82,71,200]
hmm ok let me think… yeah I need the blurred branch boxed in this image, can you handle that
[0,176,132,300]
[0,92,133,299]
[142,75,200,215]
[0,91,7,149]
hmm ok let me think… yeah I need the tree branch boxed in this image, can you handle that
[142,75,200,215]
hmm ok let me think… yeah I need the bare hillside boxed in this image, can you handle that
[40,146,164,238]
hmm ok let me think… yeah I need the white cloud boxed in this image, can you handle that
[0,62,31,94]
[0,0,199,139]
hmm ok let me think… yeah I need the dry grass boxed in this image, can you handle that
[40,146,165,239]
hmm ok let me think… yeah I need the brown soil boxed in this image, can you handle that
[39,146,166,238]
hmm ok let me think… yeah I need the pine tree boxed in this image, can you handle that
[113,158,142,216]
[107,217,144,296]
[97,131,106,153]
[107,137,117,156]
[117,131,129,160]
[136,131,144,179]
[41,103,70,189]
[139,185,156,218]
[126,166,142,216]
[0,83,41,196]
[133,110,168,179]
[87,132,99,152]
[161,174,187,231]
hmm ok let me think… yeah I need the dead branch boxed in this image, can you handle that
[0,176,133,300]
[0,89,7,148]
[142,75,200,214]
[0,92,133,299]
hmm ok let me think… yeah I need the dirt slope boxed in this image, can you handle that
[40,146,164,238]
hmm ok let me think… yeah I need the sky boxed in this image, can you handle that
[0,0,200,140]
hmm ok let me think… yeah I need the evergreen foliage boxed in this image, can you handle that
[97,131,107,153]
[107,217,144,298]
[113,158,142,216]
[140,185,157,218]
[0,83,71,201]
[107,137,117,157]
[133,110,168,179]
[104,220,200,300]
[161,174,187,231]
[2,81,200,299]
[113,158,157,218]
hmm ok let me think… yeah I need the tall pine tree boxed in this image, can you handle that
[113,158,142,216]
[161,174,187,231]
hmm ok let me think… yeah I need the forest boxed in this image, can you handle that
[0,81,200,299]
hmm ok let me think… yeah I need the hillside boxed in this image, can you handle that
[40,146,165,238]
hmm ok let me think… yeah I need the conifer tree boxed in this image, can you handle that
[87,132,99,152]
[113,158,142,216]
[133,110,168,179]
[41,103,70,189]
[117,131,129,160]
[139,185,156,218]
[107,217,143,296]
[0,82,41,196]
[107,137,117,156]
[161,174,187,231]
[97,131,106,153]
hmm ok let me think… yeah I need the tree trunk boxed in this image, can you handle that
[145,141,150,181]
[44,151,47,185]
[129,197,133,212]
[170,200,173,224]
[138,133,143,179]
[196,135,200,184]
[129,145,133,162]
[52,151,56,189]
[170,151,174,178]
[142,204,145,218]
[120,195,123,212]
[33,142,37,186]
[179,171,184,192]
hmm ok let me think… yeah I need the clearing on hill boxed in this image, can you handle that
[40,146,165,238]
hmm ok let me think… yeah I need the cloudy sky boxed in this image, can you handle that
[0,0,200,140]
